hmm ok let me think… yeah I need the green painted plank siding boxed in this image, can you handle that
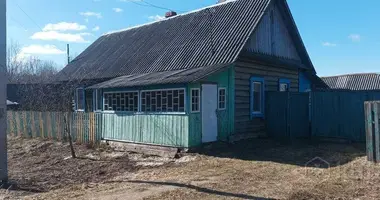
[187,66,235,147]
[102,113,189,147]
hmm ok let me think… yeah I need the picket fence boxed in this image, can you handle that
[7,111,102,144]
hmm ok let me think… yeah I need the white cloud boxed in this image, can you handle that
[92,26,100,31]
[31,31,90,43]
[148,15,165,21]
[79,11,102,19]
[113,8,123,13]
[322,42,337,47]
[348,34,361,42]
[43,22,87,32]
[18,45,65,60]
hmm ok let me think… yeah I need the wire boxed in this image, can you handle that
[12,1,43,31]
[9,16,29,31]
[141,0,175,11]
[124,0,187,13]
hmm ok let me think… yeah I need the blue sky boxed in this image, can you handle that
[6,0,380,76]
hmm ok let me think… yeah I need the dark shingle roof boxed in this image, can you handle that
[57,0,315,85]
[322,73,380,90]
[56,0,272,81]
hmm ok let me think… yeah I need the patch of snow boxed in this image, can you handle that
[175,156,197,163]
[104,0,239,36]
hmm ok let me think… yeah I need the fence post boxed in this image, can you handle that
[365,101,380,162]
[374,103,380,162]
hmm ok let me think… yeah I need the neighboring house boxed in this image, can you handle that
[322,73,380,91]
[56,0,323,147]
[6,100,19,110]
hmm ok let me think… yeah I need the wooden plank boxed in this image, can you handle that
[15,112,21,137]
[235,62,299,75]
[374,103,380,162]
[39,112,44,139]
[8,112,14,137]
[365,102,374,162]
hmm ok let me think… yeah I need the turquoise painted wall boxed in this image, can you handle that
[187,66,235,147]
[102,113,189,147]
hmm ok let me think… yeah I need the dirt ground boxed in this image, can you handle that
[2,137,380,200]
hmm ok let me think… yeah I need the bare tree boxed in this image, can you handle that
[6,40,23,81]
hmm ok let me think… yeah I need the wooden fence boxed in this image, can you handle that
[266,91,380,142]
[7,111,102,144]
[312,91,380,142]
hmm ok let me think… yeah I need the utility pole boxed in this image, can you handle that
[0,0,8,182]
[67,44,70,64]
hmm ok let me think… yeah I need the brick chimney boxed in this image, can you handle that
[165,11,177,18]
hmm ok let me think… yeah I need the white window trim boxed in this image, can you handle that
[140,88,187,113]
[76,88,85,112]
[103,90,139,112]
[95,89,102,111]
[101,88,187,114]
[190,88,200,113]
[218,87,227,111]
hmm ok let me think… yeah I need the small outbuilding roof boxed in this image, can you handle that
[321,73,380,90]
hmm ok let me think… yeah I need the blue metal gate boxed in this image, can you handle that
[266,92,310,139]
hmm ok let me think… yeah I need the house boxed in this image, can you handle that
[56,0,322,148]
[322,73,380,91]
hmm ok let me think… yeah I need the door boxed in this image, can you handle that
[202,84,218,143]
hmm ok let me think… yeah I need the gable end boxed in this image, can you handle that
[244,2,301,61]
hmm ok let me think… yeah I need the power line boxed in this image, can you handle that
[124,0,187,13]
[12,1,43,31]
[9,16,28,31]
[141,0,175,11]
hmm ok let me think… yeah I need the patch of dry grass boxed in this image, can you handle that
[4,137,380,200]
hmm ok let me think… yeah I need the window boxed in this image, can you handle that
[76,88,85,111]
[103,91,139,112]
[191,88,200,112]
[250,77,265,118]
[279,79,290,92]
[85,90,94,112]
[141,89,185,112]
[218,88,226,110]
[96,89,102,111]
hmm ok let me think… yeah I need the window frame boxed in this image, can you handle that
[95,89,102,112]
[76,88,85,112]
[102,90,140,113]
[279,78,290,92]
[250,77,265,118]
[139,88,187,114]
[218,87,227,111]
[190,88,200,113]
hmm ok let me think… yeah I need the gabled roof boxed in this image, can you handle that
[56,0,314,83]
[322,73,380,90]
